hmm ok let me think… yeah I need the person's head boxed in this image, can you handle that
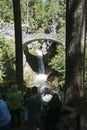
[25,87,32,97]
[11,84,18,91]
[32,86,38,96]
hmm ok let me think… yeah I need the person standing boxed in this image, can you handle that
[0,98,11,130]
[25,86,43,130]
[23,87,32,123]
[8,84,23,128]
[46,93,62,130]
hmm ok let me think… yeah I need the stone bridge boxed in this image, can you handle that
[23,33,65,49]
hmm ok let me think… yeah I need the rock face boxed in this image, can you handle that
[43,42,57,73]
[24,47,38,73]
[24,41,57,74]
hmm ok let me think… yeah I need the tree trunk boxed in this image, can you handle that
[12,0,23,89]
[65,0,87,130]
[65,0,87,129]
[65,0,86,107]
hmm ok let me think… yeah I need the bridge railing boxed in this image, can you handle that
[23,33,65,47]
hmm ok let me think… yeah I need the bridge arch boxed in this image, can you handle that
[23,33,64,50]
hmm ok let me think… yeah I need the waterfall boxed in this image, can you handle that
[36,49,45,74]
[33,49,47,86]
[33,49,53,103]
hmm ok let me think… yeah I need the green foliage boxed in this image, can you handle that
[0,74,3,83]
[49,44,65,82]
[0,35,16,83]
[0,0,13,22]
[0,0,66,35]
[0,0,65,29]
[20,0,65,33]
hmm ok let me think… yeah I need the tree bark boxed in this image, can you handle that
[65,0,86,107]
[65,1,87,129]
[12,0,23,89]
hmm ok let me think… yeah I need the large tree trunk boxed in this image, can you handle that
[65,0,87,129]
[65,0,86,106]
[12,0,23,89]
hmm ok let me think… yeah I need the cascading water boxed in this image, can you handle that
[33,49,47,86]
[36,49,45,74]
[33,49,52,103]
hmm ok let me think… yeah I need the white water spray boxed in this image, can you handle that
[33,49,47,85]
[36,49,45,74]
[33,49,52,102]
